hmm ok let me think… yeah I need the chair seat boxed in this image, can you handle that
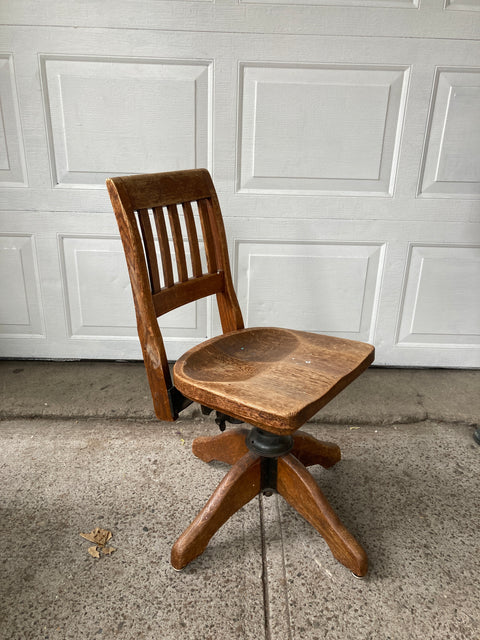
[174,327,374,435]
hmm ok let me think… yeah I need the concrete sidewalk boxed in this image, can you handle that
[0,362,479,640]
[1,360,480,425]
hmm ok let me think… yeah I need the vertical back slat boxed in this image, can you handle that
[182,201,202,278]
[152,206,174,288]
[167,204,188,283]
[197,198,217,274]
[137,208,161,293]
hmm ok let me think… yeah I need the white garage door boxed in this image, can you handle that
[0,1,479,367]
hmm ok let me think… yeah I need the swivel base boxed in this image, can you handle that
[171,427,367,577]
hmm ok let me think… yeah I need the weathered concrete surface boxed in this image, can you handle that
[0,361,479,639]
[0,418,478,640]
[1,361,479,426]
[0,419,264,640]
[261,421,480,640]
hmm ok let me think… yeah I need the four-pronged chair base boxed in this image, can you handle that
[171,426,367,577]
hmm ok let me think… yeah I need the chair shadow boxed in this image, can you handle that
[281,451,479,581]
[189,440,479,582]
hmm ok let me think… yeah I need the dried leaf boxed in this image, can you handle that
[102,546,116,556]
[80,527,112,546]
[88,546,100,559]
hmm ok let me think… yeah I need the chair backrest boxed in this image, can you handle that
[106,169,244,422]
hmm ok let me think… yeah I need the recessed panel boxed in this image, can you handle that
[0,235,44,336]
[60,236,207,339]
[0,55,27,186]
[236,241,383,340]
[419,68,480,198]
[445,0,480,10]
[242,0,416,6]
[42,57,212,188]
[254,83,389,181]
[397,245,480,345]
[238,64,409,196]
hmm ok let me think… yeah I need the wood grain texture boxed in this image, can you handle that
[291,431,341,469]
[152,206,174,288]
[108,169,372,574]
[167,203,188,282]
[182,201,202,278]
[152,272,223,317]
[106,177,173,421]
[106,169,244,420]
[197,198,217,274]
[137,208,161,293]
[277,453,368,577]
[112,169,213,210]
[192,428,250,465]
[204,194,244,333]
[171,452,261,570]
[192,427,340,468]
[174,326,374,435]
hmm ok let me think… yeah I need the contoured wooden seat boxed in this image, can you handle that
[175,327,373,435]
[107,169,374,576]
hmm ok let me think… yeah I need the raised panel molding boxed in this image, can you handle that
[60,235,207,340]
[237,63,409,196]
[235,240,384,341]
[0,55,27,186]
[445,0,480,10]
[397,244,480,347]
[419,68,480,198]
[241,0,417,6]
[41,57,212,188]
[0,235,44,336]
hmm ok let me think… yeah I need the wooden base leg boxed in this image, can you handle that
[171,452,261,570]
[291,431,341,469]
[192,427,250,465]
[277,454,368,577]
[193,428,341,468]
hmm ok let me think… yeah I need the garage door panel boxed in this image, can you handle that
[0,21,479,366]
[0,234,44,336]
[397,244,480,346]
[418,67,480,198]
[242,0,417,6]
[42,57,212,188]
[236,240,384,341]
[0,55,27,187]
[445,0,480,11]
[230,217,480,367]
[1,29,478,218]
[60,235,209,341]
[237,63,409,196]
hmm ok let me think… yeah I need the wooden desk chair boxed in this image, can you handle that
[107,169,374,576]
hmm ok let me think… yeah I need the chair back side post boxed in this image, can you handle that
[107,178,174,420]
[106,169,244,422]
[206,192,245,334]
